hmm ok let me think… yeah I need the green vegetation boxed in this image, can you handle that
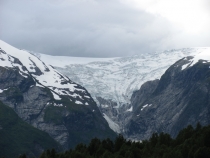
[0,101,61,158]
[44,100,116,149]
[1,93,210,158]
[39,123,210,158]
[43,97,85,125]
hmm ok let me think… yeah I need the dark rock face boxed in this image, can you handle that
[130,79,159,112]
[0,46,116,151]
[0,101,61,158]
[126,57,210,140]
[97,96,133,133]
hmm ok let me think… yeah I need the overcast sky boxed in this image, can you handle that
[0,0,209,57]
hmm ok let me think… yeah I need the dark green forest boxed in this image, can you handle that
[17,123,210,158]
[0,102,60,158]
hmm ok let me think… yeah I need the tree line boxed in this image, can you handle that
[18,123,210,158]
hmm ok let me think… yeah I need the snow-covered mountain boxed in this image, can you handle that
[36,48,204,107]
[0,40,93,105]
[126,48,210,140]
[34,48,208,133]
[0,40,115,149]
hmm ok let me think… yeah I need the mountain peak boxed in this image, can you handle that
[0,39,116,149]
[0,40,93,105]
[181,48,210,70]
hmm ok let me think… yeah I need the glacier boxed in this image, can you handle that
[31,47,210,133]
[35,48,205,107]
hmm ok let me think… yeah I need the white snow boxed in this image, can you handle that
[103,113,121,133]
[75,100,83,105]
[54,103,63,107]
[141,104,152,111]
[0,40,89,103]
[188,48,210,66]
[101,104,109,108]
[141,104,148,111]
[182,48,210,70]
[126,106,133,112]
[52,92,62,100]
[0,88,8,93]
[35,82,45,88]
[181,62,190,70]
[37,47,206,108]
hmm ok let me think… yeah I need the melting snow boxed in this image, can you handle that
[141,104,152,111]
[103,113,120,133]
[0,88,8,93]
[75,100,83,105]
[52,92,62,100]
[0,40,89,105]
[54,103,63,107]
[38,47,207,108]
[182,48,210,70]
[141,104,148,111]
[181,63,190,70]
[101,104,109,108]
[126,106,133,112]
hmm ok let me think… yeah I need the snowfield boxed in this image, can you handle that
[36,48,209,108]
[0,40,92,105]
[2,39,210,133]
[181,48,210,70]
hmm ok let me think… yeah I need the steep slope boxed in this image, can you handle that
[0,101,60,158]
[37,49,200,106]
[0,40,116,150]
[35,48,201,133]
[126,48,210,140]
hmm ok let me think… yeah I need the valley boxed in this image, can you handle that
[37,48,204,133]
[1,39,210,157]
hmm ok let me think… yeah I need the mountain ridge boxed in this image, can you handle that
[33,47,209,133]
[36,48,203,105]
[126,49,210,140]
[0,40,116,152]
[0,100,61,157]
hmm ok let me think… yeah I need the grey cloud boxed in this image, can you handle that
[0,0,209,57]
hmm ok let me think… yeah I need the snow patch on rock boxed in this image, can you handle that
[103,113,121,133]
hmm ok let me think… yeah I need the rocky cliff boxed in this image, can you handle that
[36,48,200,133]
[0,101,61,157]
[126,49,210,140]
[0,40,116,152]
